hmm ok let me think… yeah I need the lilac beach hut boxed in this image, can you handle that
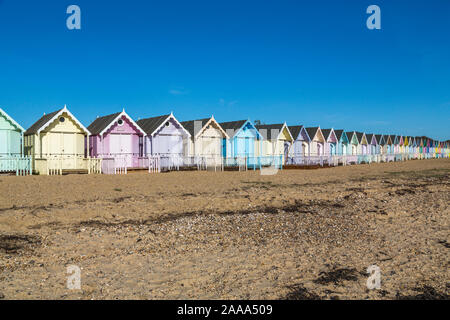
[88,110,146,173]
[137,113,191,169]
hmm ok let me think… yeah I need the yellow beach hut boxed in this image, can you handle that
[181,116,229,167]
[24,105,100,175]
[255,123,294,163]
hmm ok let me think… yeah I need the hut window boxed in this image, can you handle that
[165,121,170,127]
[59,117,65,123]
[117,119,124,126]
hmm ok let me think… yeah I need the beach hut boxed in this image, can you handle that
[345,131,359,155]
[0,108,24,157]
[24,105,99,175]
[375,135,385,154]
[87,110,146,173]
[305,127,325,156]
[321,129,338,156]
[423,137,431,157]
[0,108,32,175]
[416,136,425,158]
[255,123,293,163]
[404,136,411,156]
[391,135,400,155]
[355,132,368,155]
[408,136,415,158]
[398,136,405,155]
[334,130,349,156]
[409,137,418,158]
[287,125,311,164]
[181,116,229,166]
[136,113,191,169]
[365,134,378,155]
[219,120,262,158]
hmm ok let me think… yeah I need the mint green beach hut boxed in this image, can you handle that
[0,107,31,175]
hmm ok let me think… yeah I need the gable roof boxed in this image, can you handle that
[321,128,338,142]
[25,105,89,135]
[0,107,25,132]
[219,120,247,133]
[346,131,357,143]
[321,129,332,140]
[181,118,210,137]
[389,135,398,144]
[25,109,62,135]
[366,133,377,145]
[375,134,385,145]
[355,132,366,144]
[288,125,309,141]
[87,110,146,136]
[181,116,228,139]
[219,120,261,139]
[305,127,320,140]
[255,123,293,141]
[137,113,190,137]
[334,129,347,142]
[87,112,121,135]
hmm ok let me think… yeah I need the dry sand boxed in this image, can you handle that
[0,159,449,300]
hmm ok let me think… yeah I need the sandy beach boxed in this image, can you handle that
[0,159,449,299]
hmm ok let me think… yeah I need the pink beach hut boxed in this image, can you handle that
[87,110,146,173]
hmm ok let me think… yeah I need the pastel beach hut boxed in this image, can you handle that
[181,116,229,168]
[334,130,349,155]
[425,137,432,158]
[354,132,369,163]
[384,135,393,155]
[398,136,405,155]
[407,136,415,159]
[0,108,31,175]
[374,134,386,161]
[417,136,426,158]
[391,135,400,158]
[411,137,420,158]
[24,105,100,175]
[219,120,262,168]
[345,131,356,155]
[87,110,146,174]
[355,132,368,155]
[137,113,191,170]
[287,125,311,165]
[404,136,411,158]
[413,136,421,158]
[0,107,24,157]
[374,134,385,154]
[305,127,325,156]
[365,134,377,155]
[365,133,379,162]
[255,123,293,165]
[321,129,338,156]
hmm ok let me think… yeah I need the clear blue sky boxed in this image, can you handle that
[0,0,449,140]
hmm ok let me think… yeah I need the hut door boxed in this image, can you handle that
[121,135,132,167]
[62,133,74,156]
[245,138,250,157]
[284,142,289,160]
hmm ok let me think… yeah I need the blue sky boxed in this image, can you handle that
[0,0,449,139]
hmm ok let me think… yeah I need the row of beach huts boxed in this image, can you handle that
[0,106,449,175]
